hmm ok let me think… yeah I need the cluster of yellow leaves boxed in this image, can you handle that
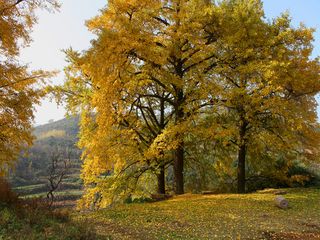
[0,0,59,175]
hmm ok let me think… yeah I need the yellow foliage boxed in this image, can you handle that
[58,0,320,204]
[37,130,66,140]
[0,0,59,175]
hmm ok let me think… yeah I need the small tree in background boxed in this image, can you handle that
[46,144,72,207]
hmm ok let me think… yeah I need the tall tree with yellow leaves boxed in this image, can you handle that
[59,0,320,204]
[57,48,174,202]
[61,0,221,198]
[205,0,320,193]
[0,0,59,174]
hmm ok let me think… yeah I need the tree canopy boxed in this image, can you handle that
[56,0,320,207]
[0,0,59,175]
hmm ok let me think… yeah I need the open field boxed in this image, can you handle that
[12,184,83,209]
[78,188,320,240]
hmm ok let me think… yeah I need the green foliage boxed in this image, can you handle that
[287,161,320,187]
[0,178,102,240]
[124,196,153,204]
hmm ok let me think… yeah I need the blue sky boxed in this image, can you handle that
[263,0,320,58]
[23,0,320,125]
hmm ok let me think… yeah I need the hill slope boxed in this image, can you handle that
[9,117,82,202]
[34,116,80,140]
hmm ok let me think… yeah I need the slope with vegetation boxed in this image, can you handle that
[9,117,82,204]
[0,179,103,240]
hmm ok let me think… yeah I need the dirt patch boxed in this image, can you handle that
[262,231,320,240]
[302,222,320,231]
[92,219,153,240]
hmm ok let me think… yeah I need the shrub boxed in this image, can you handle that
[245,161,320,192]
[287,162,320,187]
[0,178,19,205]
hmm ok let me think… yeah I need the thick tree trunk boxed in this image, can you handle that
[173,85,184,195]
[237,119,248,194]
[157,98,166,195]
[237,143,246,193]
[157,165,165,194]
[174,142,184,194]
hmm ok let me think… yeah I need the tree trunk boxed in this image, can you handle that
[237,119,247,194]
[157,98,166,195]
[173,86,184,195]
[157,165,165,194]
[237,143,246,193]
[174,142,184,194]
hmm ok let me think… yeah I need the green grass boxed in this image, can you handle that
[22,190,83,199]
[79,188,320,240]
[13,182,83,199]
[13,184,45,191]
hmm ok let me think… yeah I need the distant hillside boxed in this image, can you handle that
[9,116,83,203]
[34,116,80,140]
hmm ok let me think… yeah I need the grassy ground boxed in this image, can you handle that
[13,183,83,209]
[78,188,320,240]
[0,201,102,240]
[1,188,319,239]
[21,190,83,199]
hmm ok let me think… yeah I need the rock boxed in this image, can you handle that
[275,196,289,209]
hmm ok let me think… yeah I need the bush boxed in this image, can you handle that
[245,161,320,192]
[287,162,320,187]
[0,179,103,240]
[0,199,102,240]
[0,178,19,205]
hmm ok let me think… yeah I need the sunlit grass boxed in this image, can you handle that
[81,188,320,239]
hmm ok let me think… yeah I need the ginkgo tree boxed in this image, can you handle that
[0,0,59,174]
[205,0,320,193]
[60,0,221,200]
[58,0,320,205]
[57,49,175,205]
